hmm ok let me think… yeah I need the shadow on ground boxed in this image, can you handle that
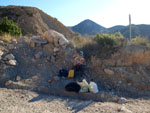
[28,92,94,113]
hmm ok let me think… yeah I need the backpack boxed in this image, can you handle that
[65,82,81,93]
[59,69,68,77]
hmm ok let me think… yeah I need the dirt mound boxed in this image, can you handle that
[0,6,75,38]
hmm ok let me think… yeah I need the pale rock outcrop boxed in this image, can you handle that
[43,30,69,46]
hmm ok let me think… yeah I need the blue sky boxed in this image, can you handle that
[0,0,150,28]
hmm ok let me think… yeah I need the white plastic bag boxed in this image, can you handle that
[77,79,89,93]
[89,82,99,93]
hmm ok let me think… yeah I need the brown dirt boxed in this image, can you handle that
[0,6,75,38]
[0,88,150,113]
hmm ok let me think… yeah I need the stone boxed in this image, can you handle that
[17,36,30,44]
[4,54,15,60]
[5,80,13,86]
[52,76,59,82]
[104,69,114,75]
[118,97,128,104]
[43,29,69,46]
[29,41,35,48]
[30,36,47,46]
[8,44,15,50]
[34,52,43,59]
[53,47,59,52]
[50,56,55,63]
[59,37,69,46]
[0,50,3,59]
[7,60,17,66]
[16,76,21,81]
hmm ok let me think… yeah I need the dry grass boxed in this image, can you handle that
[0,34,18,43]
[71,35,92,48]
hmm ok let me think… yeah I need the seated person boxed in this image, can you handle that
[73,51,85,78]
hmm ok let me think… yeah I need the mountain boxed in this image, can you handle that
[0,6,75,38]
[71,19,106,35]
[109,24,150,38]
[71,19,150,38]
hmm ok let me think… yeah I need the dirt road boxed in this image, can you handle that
[0,88,150,113]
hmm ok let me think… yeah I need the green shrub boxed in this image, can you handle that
[26,11,33,17]
[94,34,115,51]
[0,17,22,36]
[112,32,127,47]
[131,36,147,45]
[16,13,21,17]
[78,34,117,59]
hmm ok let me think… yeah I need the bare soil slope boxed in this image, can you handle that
[0,6,75,38]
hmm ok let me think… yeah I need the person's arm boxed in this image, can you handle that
[73,57,77,66]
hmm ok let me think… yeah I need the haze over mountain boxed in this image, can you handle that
[0,6,75,38]
[71,19,150,38]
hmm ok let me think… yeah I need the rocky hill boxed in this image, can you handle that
[0,6,75,38]
[71,19,106,35]
[71,19,150,38]
[0,30,150,102]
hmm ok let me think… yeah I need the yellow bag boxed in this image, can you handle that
[68,69,74,78]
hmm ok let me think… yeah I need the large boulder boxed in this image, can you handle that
[43,30,69,46]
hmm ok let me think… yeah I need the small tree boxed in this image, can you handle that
[0,17,22,36]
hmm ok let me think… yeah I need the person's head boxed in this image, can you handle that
[79,51,84,56]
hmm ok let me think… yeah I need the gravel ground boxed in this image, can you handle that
[0,88,150,113]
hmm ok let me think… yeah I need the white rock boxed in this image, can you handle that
[53,47,59,52]
[5,80,13,86]
[7,60,17,66]
[53,76,59,82]
[118,97,128,104]
[0,50,3,59]
[4,54,15,60]
[43,29,69,46]
[16,76,21,81]
[0,50,3,56]
[104,69,114,75]
[59,37,69,46]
